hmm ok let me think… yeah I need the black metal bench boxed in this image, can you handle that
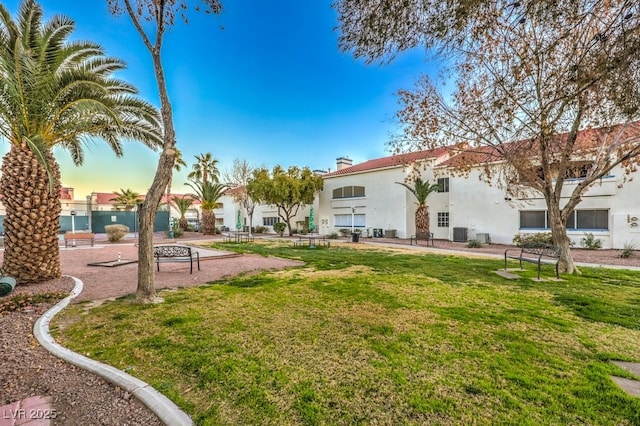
[504,244,560,279]
[410,231,434,246]
[153,245,200,274]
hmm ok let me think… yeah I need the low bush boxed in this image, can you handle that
[467,239,483,248]
[338,228,351,237]
[273,222,286,236]
[580,232,602,250]
[105,224,129,242]
[513,232,553,247]
[620,240,637,258]
[254,226,267,234]
[327,232,339,239]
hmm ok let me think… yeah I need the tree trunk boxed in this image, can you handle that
[548,206,576,274]
[179,216,188,231]
[0,144,61,283]
[201,210,215,235]
[136,48,176,303]
[415,204,429,235]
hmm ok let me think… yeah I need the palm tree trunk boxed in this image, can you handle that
[415,205,430,235]
[0,144,61,283]
[201,210,215,235]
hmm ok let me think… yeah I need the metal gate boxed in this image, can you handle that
[90,211,169,233]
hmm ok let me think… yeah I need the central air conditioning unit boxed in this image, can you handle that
[453,227,468,242]
[475,233,491,244]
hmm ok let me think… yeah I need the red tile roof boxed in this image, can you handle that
[323,146,452,177]
[60,187,74,200]
[92,192,201,206]
[439,121,640,168]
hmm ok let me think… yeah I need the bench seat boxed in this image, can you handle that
[504,244,560,279]
[410,232,434,246]
[64,232,95,247]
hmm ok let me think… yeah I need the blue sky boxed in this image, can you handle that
[2,0,431,197]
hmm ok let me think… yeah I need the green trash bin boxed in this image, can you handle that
[0,276,17,296]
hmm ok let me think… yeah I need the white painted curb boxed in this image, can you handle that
[33,276,192,426]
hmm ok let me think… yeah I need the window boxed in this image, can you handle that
[263,217,280,226]
[564,161,592,179]
[437,178,449,193]
[521,209,609,230]
[437,212,449,227]
[567,209,608,230]
[334,214,365,228]
[332,186,366,199]
[520,211,547,229]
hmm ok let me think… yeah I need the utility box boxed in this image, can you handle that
[384,229,397,238]
[453,227,468,242]
[475,233,491,244]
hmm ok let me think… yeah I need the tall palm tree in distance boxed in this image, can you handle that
[188,152,220,184]
[185,181,227,235]
[171,195,194,231]
[110,189,142,210]
[0,0,162,283]
[396,178,441,237]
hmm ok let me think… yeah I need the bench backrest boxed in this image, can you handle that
[415,231,433,239]
[64,233,95,239]
[153,245,192,257]
[521,243,560,258]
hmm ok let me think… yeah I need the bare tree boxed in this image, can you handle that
[107,0,222,302]
[222,158,258,236]
[337,0,640,274]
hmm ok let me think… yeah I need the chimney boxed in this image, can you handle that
[336,156,353,170]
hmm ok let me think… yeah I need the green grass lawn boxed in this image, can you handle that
[53,241,640,425]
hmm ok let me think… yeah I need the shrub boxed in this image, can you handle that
[104,224,129,242]
[620,240,637,258]
[580,232,602,250]
[513,232,553,247]
[254,226,266,234]
[170,224,184,238]
[327,232,339,239]
[338,228,351,237]
[273,222,286,236]
[467,239,483,248]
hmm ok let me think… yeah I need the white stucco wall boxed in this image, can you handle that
[446,165,640,249]
[319,164,445,239]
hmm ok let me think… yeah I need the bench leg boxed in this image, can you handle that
[537,263,541,280]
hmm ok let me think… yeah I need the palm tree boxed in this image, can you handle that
[110,189,142,210]
[396,178,441,236]
[0,0,162,283]
[188,152,220,184]
[185,181,227,235]
[171,195,194,231]
[166,147,187,202]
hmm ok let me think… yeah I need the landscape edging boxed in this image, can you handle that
[33,275,192,426]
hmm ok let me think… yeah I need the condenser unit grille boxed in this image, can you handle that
[453,227,468,242]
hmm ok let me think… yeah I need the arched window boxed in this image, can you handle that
[332,186,365,199]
